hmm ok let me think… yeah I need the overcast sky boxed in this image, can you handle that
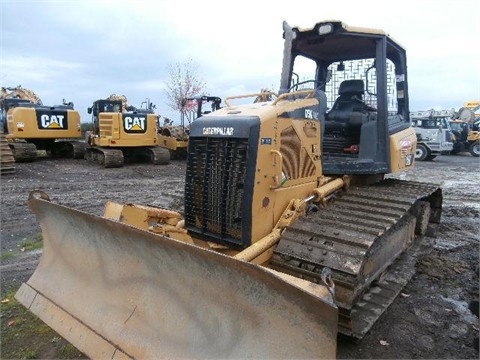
[1,0,479,123]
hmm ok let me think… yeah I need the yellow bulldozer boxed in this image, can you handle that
[16,20,443,359]
[85,95,170,167]
[0,86,85,161]
[158,95,222,159]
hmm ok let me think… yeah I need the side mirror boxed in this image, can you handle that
[87,107,92,114]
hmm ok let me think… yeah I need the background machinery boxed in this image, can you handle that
[157,95,222,159]
[0,129,15,174]
[410,109,454,161]
[449,103,480,157]
[17,20,442,359]
[85,95,170,167]
[0,86,85,161]
[456,101,480,123]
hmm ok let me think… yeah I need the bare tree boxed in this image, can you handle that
[165,59,206,118]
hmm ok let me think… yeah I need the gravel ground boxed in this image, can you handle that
[1,154,479,359]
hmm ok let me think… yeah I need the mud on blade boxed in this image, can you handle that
[16,193,337,359]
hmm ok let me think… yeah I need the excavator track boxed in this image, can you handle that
[0,131,15,174]
[51,140,86,159]
[70,141,86,159]
[147,146,170,165]
[9,141,37,162]
[85,147,124,168]
[270,179,442,338]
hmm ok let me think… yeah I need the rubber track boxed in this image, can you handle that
[271,178,442,338]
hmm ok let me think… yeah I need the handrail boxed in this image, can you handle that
[224,91,278,107]
[271,90,315,105]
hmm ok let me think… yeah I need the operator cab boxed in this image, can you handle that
[473,119,480,132]
[0,98,39,133]
[88,100,123,135]
[281,21,411,175]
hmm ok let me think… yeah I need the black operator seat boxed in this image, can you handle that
[326,79,368,124]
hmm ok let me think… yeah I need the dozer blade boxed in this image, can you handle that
[16,194,338,359]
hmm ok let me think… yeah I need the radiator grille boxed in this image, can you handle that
[185,137,249,246]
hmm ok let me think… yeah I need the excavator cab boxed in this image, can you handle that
[0,98,34,133]
[280,21,413,176]
[88,99,123,135]
[88,99,123,116]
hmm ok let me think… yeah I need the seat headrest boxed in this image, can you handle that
[338,80,365,95]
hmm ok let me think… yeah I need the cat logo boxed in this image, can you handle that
[36,110,68,130]
[124,115,147,133]
[41,114,65,128]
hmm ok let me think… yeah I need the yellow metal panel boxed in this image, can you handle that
[248,98,323,244]
[6,107,81,139]
[389,127,417,173]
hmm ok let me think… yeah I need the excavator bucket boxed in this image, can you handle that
[16,193,338,359]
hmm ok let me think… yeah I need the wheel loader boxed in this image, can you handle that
[85,97,170,167]
[158,95,222,159]
[16,20,442,359]
[0,86,86,161]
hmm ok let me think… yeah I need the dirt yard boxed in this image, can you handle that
[1,154,479,359]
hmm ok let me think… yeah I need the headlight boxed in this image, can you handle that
[318,24,333,35]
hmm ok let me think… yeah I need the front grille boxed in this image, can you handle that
[185,137,249,247]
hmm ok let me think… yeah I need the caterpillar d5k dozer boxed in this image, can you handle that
[0,86,86,161]
[85,98,170,168]
[16,20,442,359]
